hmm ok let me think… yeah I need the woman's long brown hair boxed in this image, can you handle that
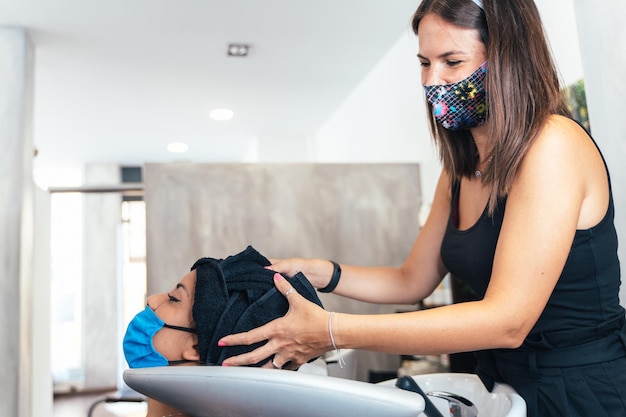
[412,0,572,214]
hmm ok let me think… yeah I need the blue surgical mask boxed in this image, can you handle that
[424,61,488,131]
[123,305,197,368]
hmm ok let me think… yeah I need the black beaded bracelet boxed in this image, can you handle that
[318,260,341,293]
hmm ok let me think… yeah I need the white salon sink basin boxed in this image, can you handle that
[124,366,525,417]
[380,373,526,417]
[124,365,425,417]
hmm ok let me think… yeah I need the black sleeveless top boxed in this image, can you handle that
[440,170,624,349]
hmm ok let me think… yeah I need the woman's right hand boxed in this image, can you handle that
[220,273,332,369]
[268,257,335,290]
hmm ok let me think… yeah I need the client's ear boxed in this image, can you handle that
[183,343,200,361]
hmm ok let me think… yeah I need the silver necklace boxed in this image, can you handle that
[474,156,493,179]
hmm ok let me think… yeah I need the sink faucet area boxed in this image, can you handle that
[382,373,526,417]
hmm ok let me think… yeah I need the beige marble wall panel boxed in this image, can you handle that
[145,163,422,380]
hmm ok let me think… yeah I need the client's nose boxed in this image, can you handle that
[146,292,167,310]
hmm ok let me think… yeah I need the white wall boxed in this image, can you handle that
[314,29,428,164]
[535,0,584,86]
[313,27,440,208]
[573,0,626,305]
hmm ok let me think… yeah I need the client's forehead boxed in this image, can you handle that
[179,269,197,298]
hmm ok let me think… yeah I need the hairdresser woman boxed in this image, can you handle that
[219,0,626,416]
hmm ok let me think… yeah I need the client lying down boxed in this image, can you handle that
[122,246,324,417]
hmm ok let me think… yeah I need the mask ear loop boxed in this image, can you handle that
[167,359,201,365]
[164,323,197,333]
[163,324,199,365]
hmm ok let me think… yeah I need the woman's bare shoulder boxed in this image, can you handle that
[516,114,608,229]
[529,114,595,165]
[540,114,590,144]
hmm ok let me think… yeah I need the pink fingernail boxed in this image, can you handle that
[274,273,284,281]
[218,341,227,347]
[222,363,230,367]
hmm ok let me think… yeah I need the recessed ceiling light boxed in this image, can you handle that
[227,44,250,57]
[209,108,234,121]
[167,142,189,153]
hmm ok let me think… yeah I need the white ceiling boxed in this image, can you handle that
[0,0,419,172]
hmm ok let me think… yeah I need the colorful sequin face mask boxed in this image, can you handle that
[424,61,488,131]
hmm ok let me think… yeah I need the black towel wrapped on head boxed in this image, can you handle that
[191,245,324,366]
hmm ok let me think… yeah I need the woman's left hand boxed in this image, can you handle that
[218,273,331,369]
